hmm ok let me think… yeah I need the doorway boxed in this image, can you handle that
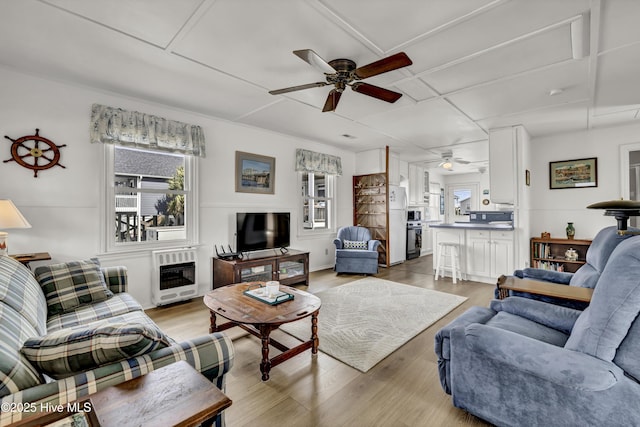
[445,183,479,223]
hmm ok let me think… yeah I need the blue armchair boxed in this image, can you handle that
[435,236,640,426]
[333,226,381,274]
[498,225,637,309]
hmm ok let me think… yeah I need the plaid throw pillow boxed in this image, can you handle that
[35,258,114,316]
[343,240,368,250]
[21,322,172,379]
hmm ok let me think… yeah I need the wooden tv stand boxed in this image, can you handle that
[212,249,309,289]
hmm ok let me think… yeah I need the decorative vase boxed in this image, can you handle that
[566,222,575,240]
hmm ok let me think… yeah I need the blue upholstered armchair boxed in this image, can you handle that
[498,225,636,309]
[435,236,640,426]
[333,226,381,274]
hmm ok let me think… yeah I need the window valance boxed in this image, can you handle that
[89,104,206,157]
[295,148,342,176]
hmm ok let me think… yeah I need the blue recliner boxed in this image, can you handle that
[333,226,381,274]
[498,225,636,309]
[435,236,640,426]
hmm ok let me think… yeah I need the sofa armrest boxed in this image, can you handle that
[435,306,496,360]
[434,306,496,395]
[101,266,128,294]
[497,275,592,303]
[490,296,582,334]
[514,267,574,284]
[368,239,381,251]
[0,333,234,426]
[333,238,343,249]
[458,323,623,391]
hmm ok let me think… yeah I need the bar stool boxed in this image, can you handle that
[435,242,462,284]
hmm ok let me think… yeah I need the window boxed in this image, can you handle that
[301,172,334,231]
[103,145,197,251]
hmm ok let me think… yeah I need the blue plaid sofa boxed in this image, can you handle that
[0,256,234,426]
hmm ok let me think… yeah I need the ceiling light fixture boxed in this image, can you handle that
[441,160,453,170]
[549,88,563,96]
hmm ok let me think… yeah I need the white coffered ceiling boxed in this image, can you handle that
[0,0,639,173]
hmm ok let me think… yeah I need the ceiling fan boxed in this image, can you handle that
[269,49,413,112]
[437,151,470,170]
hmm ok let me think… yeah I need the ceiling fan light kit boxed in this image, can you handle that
[440,160,453,170]
[435,150,471,170]
[269,50,412,112]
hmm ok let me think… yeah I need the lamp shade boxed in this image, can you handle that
[0,200,32,229]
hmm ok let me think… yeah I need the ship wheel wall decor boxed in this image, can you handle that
[4,129,66,177]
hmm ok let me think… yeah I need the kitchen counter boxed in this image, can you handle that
[429,222,514,231]
[430,224,515,284]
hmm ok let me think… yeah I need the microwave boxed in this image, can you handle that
[407,210,421,221]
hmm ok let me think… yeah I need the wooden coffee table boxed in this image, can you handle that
[204,282,321,381]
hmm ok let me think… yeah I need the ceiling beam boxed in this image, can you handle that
[586,0,601,130]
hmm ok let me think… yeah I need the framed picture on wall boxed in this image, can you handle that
[235,151,275,194]
[549,157,597,189]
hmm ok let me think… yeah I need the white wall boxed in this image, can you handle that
[0,66,355,308]
[529,122,640,240]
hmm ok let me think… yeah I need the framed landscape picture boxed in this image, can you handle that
[549,157,597,189]
[235,151,275,194]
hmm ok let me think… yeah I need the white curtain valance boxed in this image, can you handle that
[295,148,342,176]
[89,104,206,157]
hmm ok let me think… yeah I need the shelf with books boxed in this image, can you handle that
[353,172,388,266]
[530,237,592,273]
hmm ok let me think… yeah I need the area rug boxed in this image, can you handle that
[280,277,467,373]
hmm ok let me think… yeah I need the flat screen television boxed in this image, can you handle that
[236,212,290,252]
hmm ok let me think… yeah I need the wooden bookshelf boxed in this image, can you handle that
[353,172,388,266]
[530,237,592,273]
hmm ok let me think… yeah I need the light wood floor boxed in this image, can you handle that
[147,255,494,427]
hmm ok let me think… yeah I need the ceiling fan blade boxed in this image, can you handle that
[353,52,413,79]
[293,49,336,74]
[322,89,342,112]
[351,82,402,103]
[455,158,471,164]
[269,82,329,95]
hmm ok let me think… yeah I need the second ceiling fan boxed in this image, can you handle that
[269,49,413,112]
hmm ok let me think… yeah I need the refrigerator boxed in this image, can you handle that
[388,185,408,265]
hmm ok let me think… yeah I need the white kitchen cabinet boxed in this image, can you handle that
[399,160,409,184]
[428,182,442,221]
[423,169,430,204]
[408,163,425,205]
[467,230,492,278]
[388,153,400,186]
[422,222,434,255]
[491,230,514,277]
[488,125,532,206]
[489,127,516,204]
[466,229,514,280]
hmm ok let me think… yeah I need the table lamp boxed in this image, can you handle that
[0,200,32,256]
